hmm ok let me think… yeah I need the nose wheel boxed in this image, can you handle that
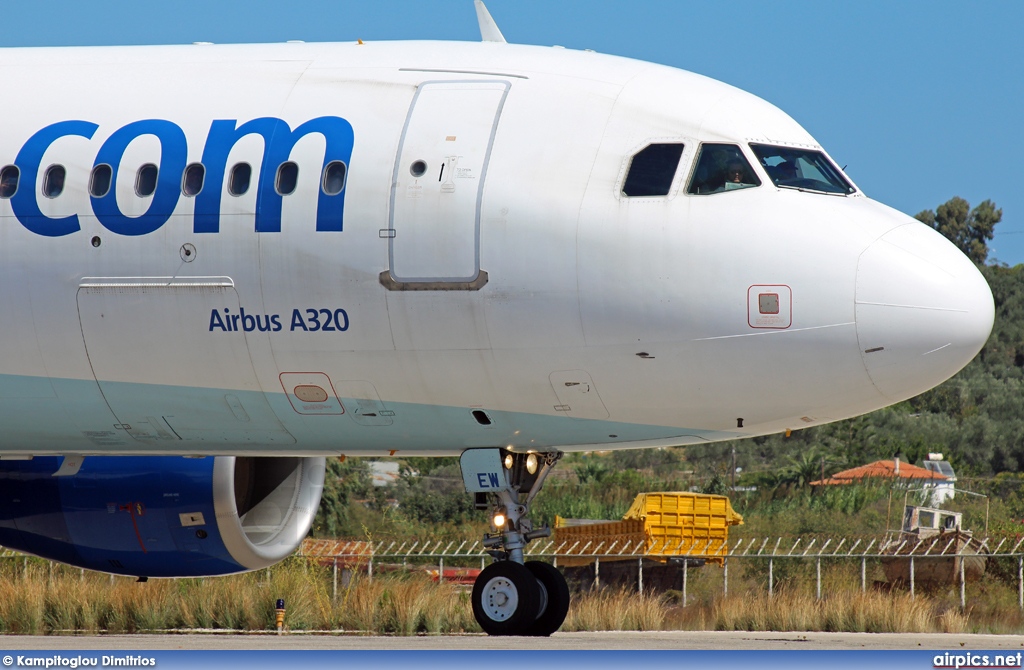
[470,560,571,636]
[471,561,539,635]
[524,560,571,637]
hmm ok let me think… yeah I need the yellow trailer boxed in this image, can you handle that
[554,492,743,567]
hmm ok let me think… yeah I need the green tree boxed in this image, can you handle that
[915,196,1002,264]
[310,458,374,537]
[700,472,729,496]
[780,449,841,488]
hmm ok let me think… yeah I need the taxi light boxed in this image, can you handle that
[504,453,513,469]
[526,453,538,475]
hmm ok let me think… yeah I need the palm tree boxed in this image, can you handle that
[780,450,845,488]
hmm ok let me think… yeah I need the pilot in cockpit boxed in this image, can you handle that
[775,161,797,183]
[724,161,753,190]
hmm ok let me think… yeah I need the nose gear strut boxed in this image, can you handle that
[461,448,570,636]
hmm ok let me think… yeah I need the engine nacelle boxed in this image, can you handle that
[0,455,325,577]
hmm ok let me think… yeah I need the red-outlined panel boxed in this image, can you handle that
[747,284,792,329]
[280,372,345,415]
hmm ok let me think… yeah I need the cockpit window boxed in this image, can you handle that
[750,144,855,195]
[686,144,760,195]
[622,143,684,197]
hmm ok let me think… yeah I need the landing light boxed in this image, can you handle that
[493,510,507,528]
[526,453,538,475]
[504,454,513,470]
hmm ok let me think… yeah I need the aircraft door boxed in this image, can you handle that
[385,80,509,288]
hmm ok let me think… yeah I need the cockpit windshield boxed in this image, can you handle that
[750,144,855,195]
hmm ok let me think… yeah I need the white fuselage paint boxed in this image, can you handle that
[0,41,994,457]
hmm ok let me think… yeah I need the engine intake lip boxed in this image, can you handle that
[212,456,326,570]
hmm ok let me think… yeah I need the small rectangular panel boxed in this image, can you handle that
[758,293,780,314]
[179,512,206,527]
[280,372,344,415]
[747,285,792,329]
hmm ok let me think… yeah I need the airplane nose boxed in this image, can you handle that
[855,222,994,401]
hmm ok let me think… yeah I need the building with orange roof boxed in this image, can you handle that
[811,456,955,504]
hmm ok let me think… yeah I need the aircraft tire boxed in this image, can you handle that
[524,560,570,637]
[472,561,541,636]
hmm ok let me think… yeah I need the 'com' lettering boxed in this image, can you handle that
[7,116,353,237]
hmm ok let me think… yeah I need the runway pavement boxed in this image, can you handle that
[2,631,1023,650]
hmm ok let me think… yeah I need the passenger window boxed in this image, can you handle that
[228,163,252,196]
[0,165,19,199]
[623,143,685,197]
[687,144,760,195]
[89,165,112,198]
[42,165,66,198]
[182,163,205,197]
[322,161,346,196]
[136,164,158,197]
[276,162,298,196]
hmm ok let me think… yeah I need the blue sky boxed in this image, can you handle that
[2,1,1021,265]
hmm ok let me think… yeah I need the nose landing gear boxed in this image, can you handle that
[460,449,570,636]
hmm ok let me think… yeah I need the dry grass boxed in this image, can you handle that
[0,564,45,634]
[0,559,479,635]
[1,558,1023,634]
[336,574,479,634]
[938,608,971,634]
[711,588,994,634]
[563,589,666,631]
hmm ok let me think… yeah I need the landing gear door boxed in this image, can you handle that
[460,449,508,493]
[386,80,509,287]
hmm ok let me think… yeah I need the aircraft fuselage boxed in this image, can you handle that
[0,40,993,457]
